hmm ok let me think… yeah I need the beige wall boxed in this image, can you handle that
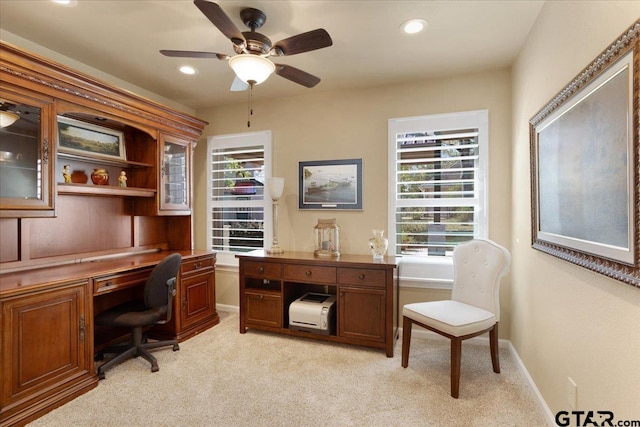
[511,1,640,418]
[194,68,513,332]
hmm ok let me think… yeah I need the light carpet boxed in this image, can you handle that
[29,311,549,426]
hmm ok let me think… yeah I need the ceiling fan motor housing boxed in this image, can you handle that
[234,31,272,55]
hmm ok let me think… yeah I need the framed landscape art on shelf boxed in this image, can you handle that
[57,116,126,161]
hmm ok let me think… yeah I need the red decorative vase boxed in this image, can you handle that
[91,168,109,185]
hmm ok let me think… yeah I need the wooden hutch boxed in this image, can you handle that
[0,41,218,426]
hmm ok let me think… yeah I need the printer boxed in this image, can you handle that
[289,292,336,335]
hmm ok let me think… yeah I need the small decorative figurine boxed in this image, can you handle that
[62,164,71,183]
[118,170,127,187]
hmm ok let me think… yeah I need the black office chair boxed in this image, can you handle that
[95,253,182,379]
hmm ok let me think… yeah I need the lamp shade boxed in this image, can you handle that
[0,111,19,128]
[266,177,285,200]
[228,55,275,85]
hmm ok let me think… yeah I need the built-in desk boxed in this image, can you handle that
[0,250,218,427]
[237,251,398,357]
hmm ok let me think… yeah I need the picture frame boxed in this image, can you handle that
[299,158,362,210]
[529,20,640,287]
[57,116,126,161]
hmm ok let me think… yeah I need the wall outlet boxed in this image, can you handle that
[567,377,578,409]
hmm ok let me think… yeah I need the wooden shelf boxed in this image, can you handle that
[57,152,153,168]
[57,183,156,197]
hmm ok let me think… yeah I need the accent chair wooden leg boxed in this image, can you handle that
[490,322,500,373]
[450,338,462,398]
[402,316,412,368]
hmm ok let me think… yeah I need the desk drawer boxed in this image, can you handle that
[94,268,152,295]
[180,256,215,276]
[243,261,282,279]
[284,264,336,284]
[338,268,387,288]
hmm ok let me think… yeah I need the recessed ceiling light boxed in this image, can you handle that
[51,0,78,6]
[179,65,197,75]
[401,18,428,34]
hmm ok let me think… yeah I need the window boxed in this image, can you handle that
[388,110,488,287]
[207,131,272,266]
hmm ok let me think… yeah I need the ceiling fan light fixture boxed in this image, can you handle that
[0,111,19,128]
[229,55,275,85]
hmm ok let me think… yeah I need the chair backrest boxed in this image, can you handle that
[451,239,511,321]
[144,253,182,309]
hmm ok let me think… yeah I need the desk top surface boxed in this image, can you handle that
[236,250,398,268]
[0,250,214,297]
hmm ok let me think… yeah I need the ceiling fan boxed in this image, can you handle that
[160,0,333,91]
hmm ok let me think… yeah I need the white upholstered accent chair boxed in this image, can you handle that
[401,239,511,398]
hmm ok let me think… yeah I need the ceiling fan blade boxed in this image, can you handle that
[230,76,249,92]
[160,50,229,60]
[274,64,321,88]
[194,0,245,47]
[271,29,332,56]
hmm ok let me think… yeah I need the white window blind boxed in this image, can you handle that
[388,110,488,287]
[207,131,272,265]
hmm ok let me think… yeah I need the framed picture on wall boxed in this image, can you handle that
[529,20,639,287]
[298,158,363,210]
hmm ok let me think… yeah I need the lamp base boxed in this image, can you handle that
[266,246,284,255]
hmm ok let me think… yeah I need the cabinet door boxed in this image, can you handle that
[244,291,282,328]
[0,86,54,217]
[159,133,191,213]
[0,281,93,420]
[180,270,216,331]
[338,286,385,343]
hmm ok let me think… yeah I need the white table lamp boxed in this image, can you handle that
[266,177,285,254]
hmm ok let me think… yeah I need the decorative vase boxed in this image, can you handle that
[369,229,388,260]
[91,168,109,185]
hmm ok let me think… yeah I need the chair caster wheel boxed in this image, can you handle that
[173,344,180,351]
[151,366,159,373]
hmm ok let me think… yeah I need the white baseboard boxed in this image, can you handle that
[216,303,239,313]
[505,340,555,426]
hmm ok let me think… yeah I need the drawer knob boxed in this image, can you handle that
[358,274,365,280]
[258,267,264,273]
[106,280,114,287]
[305,270,312,276]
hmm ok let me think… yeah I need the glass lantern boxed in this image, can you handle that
[314,218,340,257]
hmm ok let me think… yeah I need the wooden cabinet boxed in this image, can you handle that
[238,251,398,356]
[0,41,211,425]
[0,85,55,217]
[176,254,218,339]
[0,280,97,427]
[152,253,219,341]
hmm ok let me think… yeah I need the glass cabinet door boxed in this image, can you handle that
[160,134,191,212]
[0,88,54,217]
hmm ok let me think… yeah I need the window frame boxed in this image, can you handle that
[206,130,273,267]
[388,110,489,288]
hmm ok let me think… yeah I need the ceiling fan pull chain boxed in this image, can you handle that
[247,80,255,127]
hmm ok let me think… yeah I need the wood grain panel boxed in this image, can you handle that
[29,196,131,259]
[0,218,18,262]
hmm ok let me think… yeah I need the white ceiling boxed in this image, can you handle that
[0,0,544,110]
